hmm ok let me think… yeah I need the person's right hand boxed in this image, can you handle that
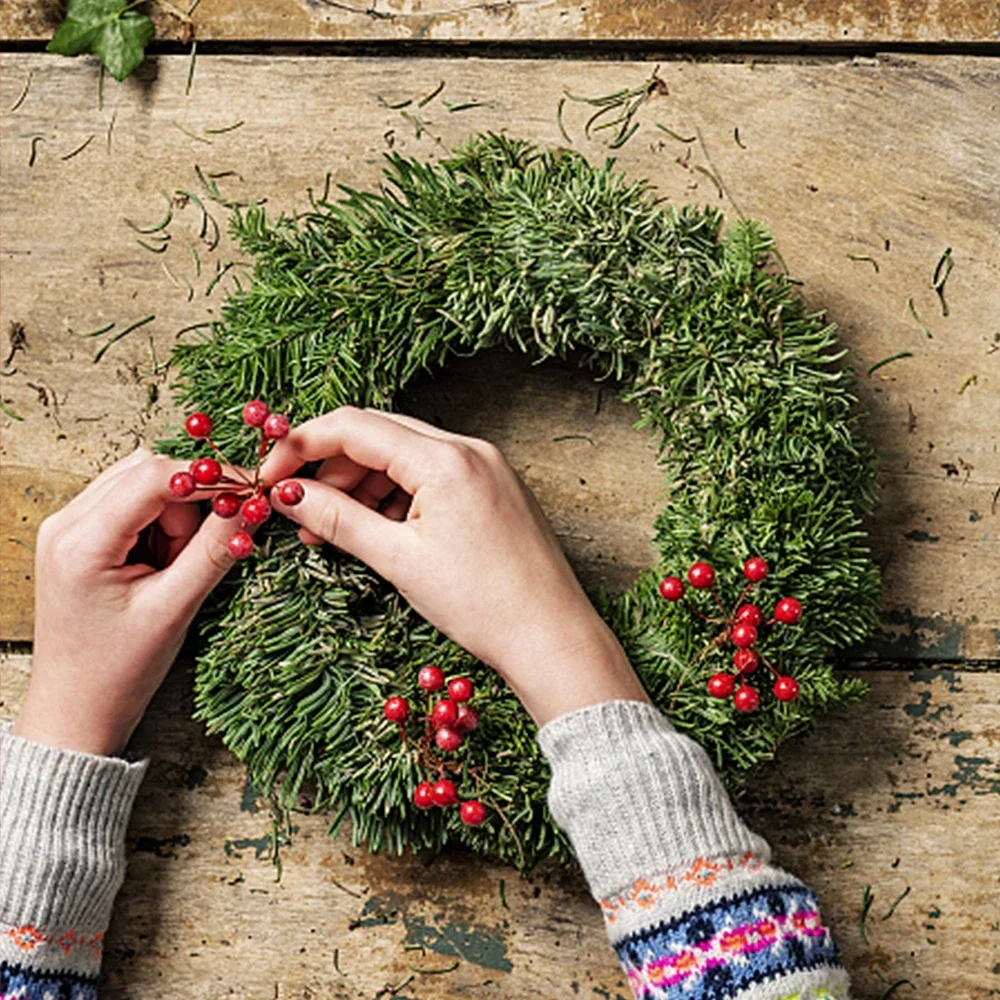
[261,407,648,725]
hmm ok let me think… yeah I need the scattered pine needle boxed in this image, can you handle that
[185,40,198,96]
[932,246,953,317]
[61,134,96,160]
[656,123,696,142]
[92,314,155,363]
[106,110,117,154]
[859,884,875,943]
[565,68,668,148]
[958,374,977,394]
[8,70,33,113]
[907,297,934,339]
[877,978,915,1000]
[0,401,24,421]
[693,164,723,198]
[79,321,116,338]
[204,119,244,134]
[411,961,459,975]
[173,121,212,144]
[847,253,880,273]
[333,947,345,975]
[733,126,746,149]
[137,238,169,254]
[498,878,509,909]
[881,885,911,921]
[443,100,483,112]
[418,80,445,108]
[28,136,44,167]
[556,97,572,144]
[867,351,912,376]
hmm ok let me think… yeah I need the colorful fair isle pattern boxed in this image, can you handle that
[601,853,765,925]
[614,885,841,999]
[2,925,102,963]
[0,961,98,1000]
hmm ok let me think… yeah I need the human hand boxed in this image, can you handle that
[261,408,649,725]
[12,449,242,756]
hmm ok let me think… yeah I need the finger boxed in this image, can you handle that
[260,407,440,495]
[351,470,398,511]
[369,410,456,440]
[272,479,410,576]
[315,454,371,493]
[380,490,411,522]
[75,457,218,565]
[157,502,202,566]
[61,448,152,519]
[158,511,241,610]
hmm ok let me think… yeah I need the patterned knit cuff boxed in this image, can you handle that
[537,700,771,902]
[0,724,147,978]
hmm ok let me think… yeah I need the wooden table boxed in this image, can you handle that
[1,5,999,997]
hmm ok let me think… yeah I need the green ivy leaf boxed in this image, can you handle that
[47,0,154,82]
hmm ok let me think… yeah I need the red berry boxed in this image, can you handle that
[687,562,716,589]
[455,704,479,733]
[430,779,457,807]
[383,696,410,723]
[241,495,272,525]
[707,672,736,698]
[413,782,434,810]
[658,576,685,601]
[773,676,800,702]
[774,597,803,625]
[430,699,458,729]
[275,480,304,506]
[418,665,445,691]
[743,556,768,583]
[243,400,270,427]
[228,531,254,559]
[263,413,291,440]
[435,726,463,752]
[185,412,213,439]
[733,649,759,673]
[448,677,474,703]
[190,457,222,486]
[731,623,758,648]
[212,492,242,519]
[169,471,196,497]
[460,800,487,827]
[736,604,762,627]
[733,685,760,713]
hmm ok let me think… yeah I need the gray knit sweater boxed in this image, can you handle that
[1,703,848,998]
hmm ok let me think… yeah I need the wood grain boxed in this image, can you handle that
[2,653,997,998]
[1,54,998,654]
[3,0,1000,44]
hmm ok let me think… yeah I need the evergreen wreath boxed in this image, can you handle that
[162,134,881,869]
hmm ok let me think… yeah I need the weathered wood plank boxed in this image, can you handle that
[2,654,997,998]
[1,53,998,655]
[3,0,1000,44]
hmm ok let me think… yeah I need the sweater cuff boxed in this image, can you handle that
[537,700,770,901]
[0,724,147,974]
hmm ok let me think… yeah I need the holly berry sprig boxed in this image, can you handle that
[659,557,803,713]
[167,401,305,560]
[383,666,488,828]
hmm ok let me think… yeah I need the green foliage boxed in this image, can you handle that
[47,0,154,82]
[161,135,880,869]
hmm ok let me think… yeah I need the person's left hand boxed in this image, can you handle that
[12,449,242,756]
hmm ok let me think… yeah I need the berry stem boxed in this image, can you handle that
[682,600,723,624]
[204,438,254,488]
[757,653,782,678]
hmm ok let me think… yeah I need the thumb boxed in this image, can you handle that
[272,479,408,579]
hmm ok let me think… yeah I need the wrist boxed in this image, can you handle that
[12,688,134,757]
[500,614,649,726]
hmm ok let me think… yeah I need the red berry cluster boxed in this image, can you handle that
[168,401,304,560]
[383,666,487,827]
[659,557,803,713]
